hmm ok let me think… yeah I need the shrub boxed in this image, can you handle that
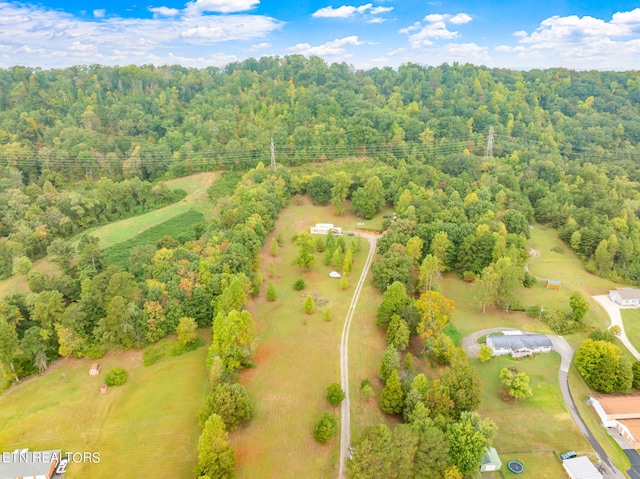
[105,367,128,386]
[293,278,306,291]
[523,272,537,287]
[326,382,346,406]
[313,412,337,443]
[143,347,163,366]
[304,294,315,314]
[266,283,277,302]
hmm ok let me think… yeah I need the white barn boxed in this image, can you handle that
[486,332,553,358]
[310,224,342,236]
[609,288,640,308]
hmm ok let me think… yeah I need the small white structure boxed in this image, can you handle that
[609,288,640,308]
[89,363,100,376]
[479,447,502,472]
[310,223,342,236]
[562,456,603,479]
[329,271,342,279]
[486,333,552,358]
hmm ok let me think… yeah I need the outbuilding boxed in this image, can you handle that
[89,363,100,376]
[546,280,561,289]
[479,447,502,472]
[562,456,603,479]
[310,223,342,236]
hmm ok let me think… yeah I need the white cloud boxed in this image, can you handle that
[148,6,180,17]
[513,30,527,37]
[289,36,362,56]
[312,3,391,22]
[370,6,392,15]
[184,0,259,15]
[612,8,640,24]
[0,0,282,68]
[250,42,271,50]
[402,12,472,48]
[367,17,385,24]
[93,9,105,18]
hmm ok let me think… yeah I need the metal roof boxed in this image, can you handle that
[562,456,602,479]
[613,288,640,300]
[0,450,60,479]
[488,334,552,350]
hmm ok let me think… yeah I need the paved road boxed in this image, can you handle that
[593,295,640,360]
[338,234,378,479]
[461,329,626,479]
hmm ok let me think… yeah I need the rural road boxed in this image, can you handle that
[593,295,640,360]
[462,329,626,479]
[338,233,378,479]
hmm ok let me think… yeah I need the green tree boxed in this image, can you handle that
[266,283,277,302]
[201,382,253,430]
[476,265,500,313]
[331,246,343,270]
[430,231,452,271]
[376,281,411,326]
[379,344,400,381]
[446,414,492,477]
[105,367,128,386]
[575,338,632,392]
[479,345,493,362]
[569,291,589,322]
[0,319,19,382]
[406,236,424,267]
[493,256,524,312]
[176,316,198,346]
[340,275,349,290]
[304,294,315,314]
[313,412,337,443]
[270,238,278,257]
[499,367,533,400]
[371,252,414,292]
[331,171,352,215]
[418,254,440,293]
[307,175,333,205]
[326,382,346,406]
[11,256,32,275]
[293,232,317,271]
[381,369,404,414]
[95,296,137,348]
[348,424,394,479]
[47,239,76,274]
[210,309,257,372]
[196,413,236,479]
[343,248,353,276]
[386,315,410,351]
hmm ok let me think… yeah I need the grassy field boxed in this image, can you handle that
[471,354,592,477]
[74,172,217,249]
[233,195,387,479]
[0,331,210,479]
[621,309,640,352]
[102,209,205,267]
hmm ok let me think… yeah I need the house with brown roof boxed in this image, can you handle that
[590,394,640,448]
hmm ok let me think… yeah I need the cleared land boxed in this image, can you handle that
[233,196,378,479]
[0,332,210,479]
[471,354,592,478]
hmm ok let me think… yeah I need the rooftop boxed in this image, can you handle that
[488,334,552,350]
[612,288,640,300]
[0,449,60,479]
[618,419,640,443]
[594,394,640,416]
[562,456,603,479]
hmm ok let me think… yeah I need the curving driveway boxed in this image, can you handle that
[461,329,626,479]
[593,295,640,360]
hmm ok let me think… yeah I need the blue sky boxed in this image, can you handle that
[1,0,640,70]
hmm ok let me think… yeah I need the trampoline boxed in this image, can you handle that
[507,460,524,474]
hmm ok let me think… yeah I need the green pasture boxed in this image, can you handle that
[471,354,592,475]
[481,450,569,479]
[233,195,380,479]
[0,331,210,479]
[102,209,205,267]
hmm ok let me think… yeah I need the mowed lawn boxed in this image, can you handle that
[233,196,381,479]
[0,332,210,479]
[471,354,591,477]
[621,309,640,352]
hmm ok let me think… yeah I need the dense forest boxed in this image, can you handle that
[1,57,640,476]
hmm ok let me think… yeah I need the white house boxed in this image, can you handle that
[609,288,640,308]
[562,456,603,479]
[310,223,342,236]
[486,333,553,358]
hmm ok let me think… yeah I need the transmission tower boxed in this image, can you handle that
[270,137,276,172]
[484,126,494,159]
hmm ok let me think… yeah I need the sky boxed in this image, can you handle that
[1,0,640,70]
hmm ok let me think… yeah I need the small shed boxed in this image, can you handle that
[89,363,100,376]
[546,280,561,289]
[479,447,502,472]
[562,456,602,479]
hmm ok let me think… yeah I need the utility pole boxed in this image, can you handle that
[270,137,276,172]
[484,126,494,159]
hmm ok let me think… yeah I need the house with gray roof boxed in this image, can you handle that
[609,288,640,308]
[486,332,553,358]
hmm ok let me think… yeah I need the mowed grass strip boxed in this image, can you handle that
[102,209,205,267]
[621,309,640,353]
[471,354,591,461]
[233,196,374,479]
[0,331,210,479]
